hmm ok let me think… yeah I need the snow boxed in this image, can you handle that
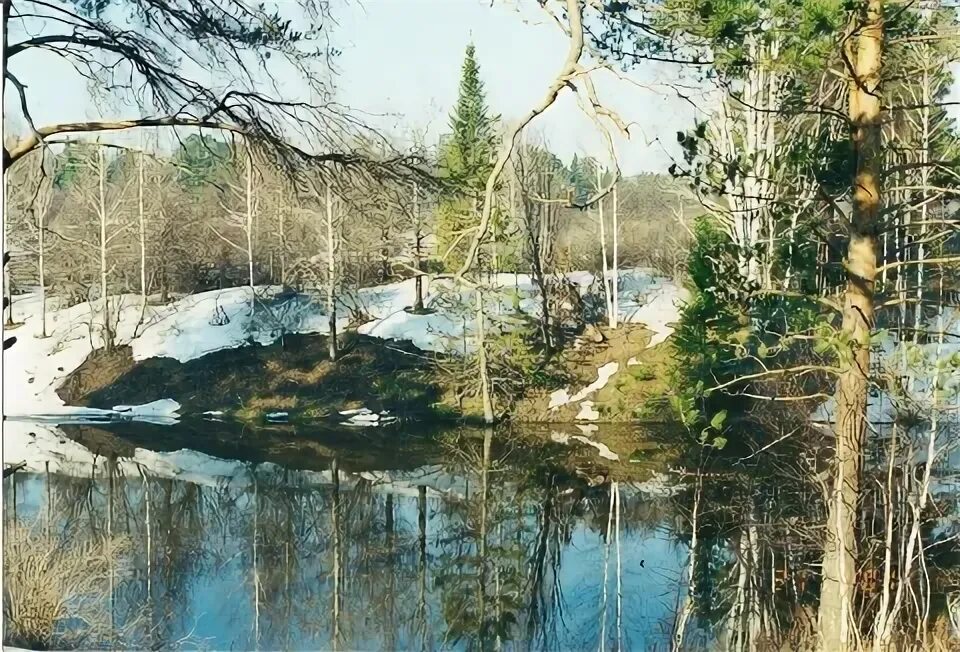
[616,270,686,348]
[339,407,398,427]
[571,363,619,404]
[575,401,601,421]
[2,418,470,498]
[5,268,685,420]
[550,430,620,461]
[549,363,620,410]
[549,362,620,418]
[811,308,960,426]
[111,399,181,425]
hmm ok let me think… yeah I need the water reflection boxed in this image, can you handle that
[8,421,960,651]
[4,426,698,651]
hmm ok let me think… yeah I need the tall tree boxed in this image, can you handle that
[437,44,499,271]
[818,1,884,648]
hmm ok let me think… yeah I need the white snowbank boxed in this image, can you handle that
[5,269,685,419]
[112,399,181,425]
[575,401,601,421]
[551,362,619,409]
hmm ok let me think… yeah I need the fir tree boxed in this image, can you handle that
[443,43,497,190]
[437,43,499,271]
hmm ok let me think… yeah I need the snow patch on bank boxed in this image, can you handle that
[6,269,685,419]
[551,430,620,461]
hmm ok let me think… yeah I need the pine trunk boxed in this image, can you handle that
[818,2,883,649]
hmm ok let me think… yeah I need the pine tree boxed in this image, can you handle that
[437,44,498,271]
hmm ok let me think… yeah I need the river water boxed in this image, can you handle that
[3,420,711,651]
[6,418,960,651]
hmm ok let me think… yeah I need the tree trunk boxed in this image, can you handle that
[596,168,613,326]
[137,148,148,335]
[818,2,883,649]
[38,188,46,338]
[2,0,10,326]
[610,181,619,329]
[380,229,390,283]
[331,457,341,651]
[326,183,338,361]
[252,472,260,650]
[417,484,428,652]
[413,182,425,312]
[476,288,494,424]
[98,146,112,350]
[278,193,286,288]
[245,144,255,312]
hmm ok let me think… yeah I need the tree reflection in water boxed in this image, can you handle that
[4,422,960,650]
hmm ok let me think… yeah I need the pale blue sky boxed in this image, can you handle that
[331,0,700,173]
[3,0,708,174]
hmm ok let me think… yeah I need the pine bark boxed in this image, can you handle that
[818,1,883,648]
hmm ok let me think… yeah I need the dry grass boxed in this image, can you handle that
[4,524,130,649]
[512,324,674,422]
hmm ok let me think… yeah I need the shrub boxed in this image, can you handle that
[4,524,130,649]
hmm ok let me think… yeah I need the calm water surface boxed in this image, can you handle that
[4,421,707,651]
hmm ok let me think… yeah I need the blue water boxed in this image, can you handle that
[3,439,703,651]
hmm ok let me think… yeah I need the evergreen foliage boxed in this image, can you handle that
[437,44,499,271]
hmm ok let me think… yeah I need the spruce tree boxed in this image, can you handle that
[444,43,496,190]
[437,43,499,271]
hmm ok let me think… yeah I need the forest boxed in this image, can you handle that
[2,0,960,650]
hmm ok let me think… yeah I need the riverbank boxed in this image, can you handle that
[6,269,687,425]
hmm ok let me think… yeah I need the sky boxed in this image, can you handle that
[3,0,703,176]
[329,0,701,174]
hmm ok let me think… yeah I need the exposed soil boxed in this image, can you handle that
[59,333,448,422]
[511,323,675,422]
[58,323,676,425]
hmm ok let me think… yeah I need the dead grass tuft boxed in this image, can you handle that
[4,524,130,649]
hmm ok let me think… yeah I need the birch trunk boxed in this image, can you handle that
[610,181,619,329]
[417,484,428,652]
[672,472,701,652]
[98,146,112,350]
[413,182,424,312]
[326,183,338,361]
[331,457,341,651]
[137,148,147,335]
[596,167,612,325]
[476,288,494,424]
[279,193,287,287]
[818,2,883,648]
[245,144,255,312]
[37,179,47,338]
